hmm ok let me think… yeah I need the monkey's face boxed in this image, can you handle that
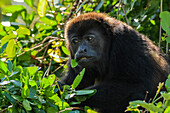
[68,27,105,67]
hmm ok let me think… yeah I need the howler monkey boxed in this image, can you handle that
[62,12,170,113]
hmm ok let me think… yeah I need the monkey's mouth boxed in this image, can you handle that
[76,56,93,62]
[80,57,87,60]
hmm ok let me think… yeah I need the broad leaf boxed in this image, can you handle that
[71,68,85,89]
[6,39,16,58]
[29,86,37,98]
[48,74,55,85]
[37,0,47,17]
[130,100,163,112]
[71,59,78,68]
[23,99,32,111]
[166,79,170,92]
[160,11,170,35]
[1,33,16,46]
[75,89,96,95]
[40,17,57,26]
[3,92,16,104]
[2,5,25,14]
[16,27,30,36]
[62,46,70,55]
[24,0,33,7]
[7,60,13,72]
[0,60,8,74]
[47,107,59,113]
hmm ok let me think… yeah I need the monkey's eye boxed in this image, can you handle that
[87,35,95,41]
[71,38,79,44]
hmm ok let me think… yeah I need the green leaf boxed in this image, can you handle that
[47,107,59,113]
[75,89,96,95]
[48,74,55,85]
[166,79,170,92]
[0,42,8,54]
[130,0,137,11]
[0,60,8,74]
[69,102,81,105]
[11,80,21,87]
[5,26,15,32]
[94,0,105,11]
[71,68,85,89]
[57,101,70,110]
[6,39,16,58]
[7,60,13,72]
[162,92,170,100]
[24,0,34,7]
[29,86,37,98]
[71,59,78,68]
[13,57,17,70]
[0,24,5,36]
[160,11,170,35]
[69,110,80,113]
[3,92,16,104]
[29,80,37,87]
[16,27,30,36]
[0,73,5,79]
[74,96,87,102]
[62,46,70,55]
[87,109,97,113]
[21,85,30,98]
[76,0,88,13]
[165,106,170,113]
[2,5,25,14]
[166,36,170,43]
[29,11,35,22]
[41,78,50,88]
[40,17,57,26]
[49,94,61,103]
[0,81,11,85]
[12,95,23,102]
[23,99,32,111]
[1,33,16,46]
[25,67,37,76]
[130,100,163,112]
[56,12,62,23]
[37,0,47,17]
[18,51,31,61]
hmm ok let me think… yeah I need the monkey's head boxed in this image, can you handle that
[64,12,128,67]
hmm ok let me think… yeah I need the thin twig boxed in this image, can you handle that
[66,1,79,21]
[59,107,84,113]
[0,105,13,113]
[47,0,53,12]
[36,42,51,55]
[144,91,149,101]
[159,0,163,48]
[42,44,49,58]
[47,58,52,76]
[17,43,44,57]
[52,0,55,8]
[166,41,169,55]
[121,2,129,25]
[17,36,63,57]
[117,0,122,20]
[105,1,119,13]
[51,64,65,74]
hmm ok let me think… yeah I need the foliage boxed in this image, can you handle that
[0,0,169,113]
[0,59,96,112]
[126,76,170,113]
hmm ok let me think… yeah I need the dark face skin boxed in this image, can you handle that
[69,27,105,67]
